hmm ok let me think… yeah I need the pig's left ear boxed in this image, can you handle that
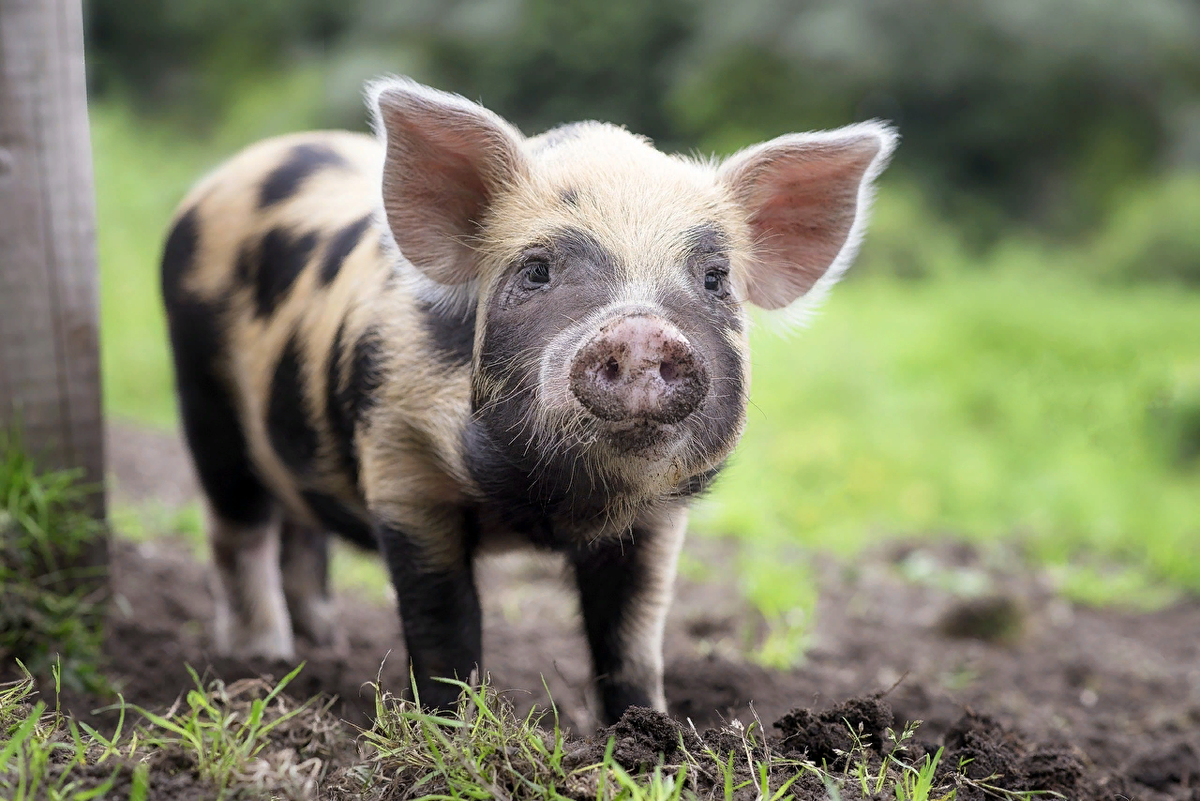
[368,77,529,285]
[718,122,897,311]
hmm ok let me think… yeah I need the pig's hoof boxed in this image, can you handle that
[231,629,296,661]
[212,604,296,661]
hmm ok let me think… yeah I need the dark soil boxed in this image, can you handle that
[573,698,1125,801]
[7,421,1198,799]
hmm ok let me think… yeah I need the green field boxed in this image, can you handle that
[93,99,1200,662]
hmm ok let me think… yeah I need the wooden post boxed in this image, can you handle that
[0,0,106,553]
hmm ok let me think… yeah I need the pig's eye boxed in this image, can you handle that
[704,270,725,293]
[523,259,551,288]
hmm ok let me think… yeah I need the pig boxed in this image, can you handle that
[160,76,896,724]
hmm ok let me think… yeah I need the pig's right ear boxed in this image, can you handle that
[368,78,528,285]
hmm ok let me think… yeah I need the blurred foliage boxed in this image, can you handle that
[1147,367,1200,469]
[1089,175,1200,285]
[85,0,1200,238]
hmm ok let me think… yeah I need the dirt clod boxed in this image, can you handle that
[942,710,1095,800]
[607,707,702,771]
[773,694,893,767]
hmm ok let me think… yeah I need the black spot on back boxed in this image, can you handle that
[327,327,384,474]
[559,187,579,206]
[162,209,274,526]
[169,299,275,527]
[324,320,360,487]
[268,333,319,475]
[301,491,377,550]
[348,329,384,423]
[161,207,200,301]
[259,143,350,209]
[319,216,372,286]
[241,227,319,318]
[419,303,475,367]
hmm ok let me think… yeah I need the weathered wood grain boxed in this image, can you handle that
[0,0,107,564]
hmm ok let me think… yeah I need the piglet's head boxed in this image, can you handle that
[369,77,896,531]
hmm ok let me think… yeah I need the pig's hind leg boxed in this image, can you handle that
[207,509,295,660]
[280,521,347,652]
[169,315,294,660]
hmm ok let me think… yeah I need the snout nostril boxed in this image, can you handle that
[570,314,710,424]
[602,358,621,383]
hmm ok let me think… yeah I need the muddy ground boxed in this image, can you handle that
[14,422,1200,798]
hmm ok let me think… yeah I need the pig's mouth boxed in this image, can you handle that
[587,415,691,461]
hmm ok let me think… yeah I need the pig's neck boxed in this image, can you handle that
[461,418,671,546]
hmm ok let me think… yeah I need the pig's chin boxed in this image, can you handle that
[592,418,680,460]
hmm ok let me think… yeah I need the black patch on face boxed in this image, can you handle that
[686,222,728,255]
[268,332,319,475]
[242,227,319,318]
[685,223,741,332]
[560,187,579,206]
[301,490,377,551]
[259,143,350,209]
[493,227,620,317]
[469,227,626,531]
[319,215,373,286]
[162,209,274,527]
[419,302,476,367]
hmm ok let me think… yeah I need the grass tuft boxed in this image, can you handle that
[1,661,354,801]
[0,664,126,801]
[0,431,110,695]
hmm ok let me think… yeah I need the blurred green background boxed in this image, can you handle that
[89,0,1200,663]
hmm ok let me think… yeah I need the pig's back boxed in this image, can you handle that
[161,130,473,533]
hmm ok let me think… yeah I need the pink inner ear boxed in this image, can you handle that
[417,144,490,234]
[376,88,525,285]
[729,136,883,310]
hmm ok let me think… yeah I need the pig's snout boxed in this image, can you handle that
[570,315,709,425]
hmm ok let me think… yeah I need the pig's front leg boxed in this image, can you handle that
[375,505,481,713]
[570,505,688,724]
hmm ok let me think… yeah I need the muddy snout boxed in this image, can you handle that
[569,315,709,425]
